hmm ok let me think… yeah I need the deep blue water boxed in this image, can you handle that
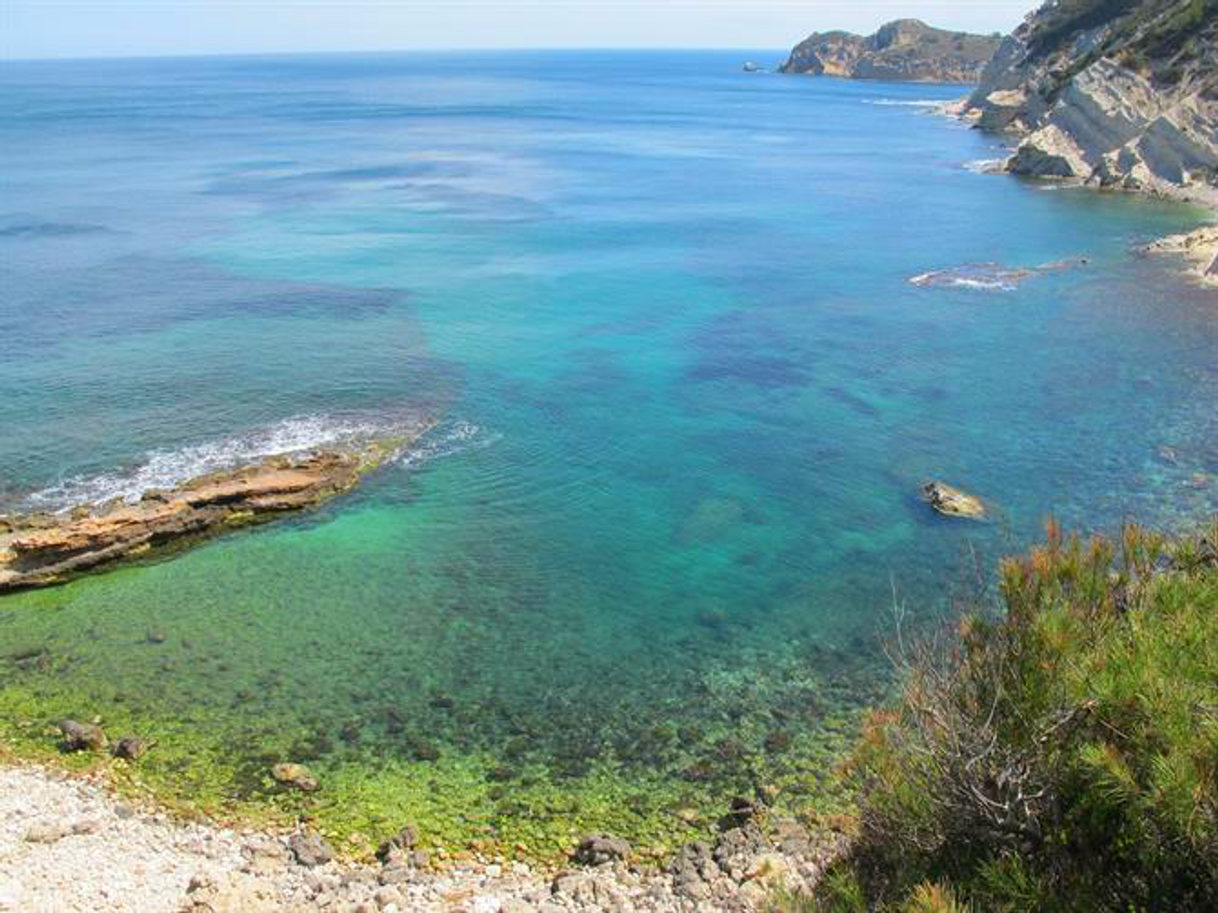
[1,51,1216,845]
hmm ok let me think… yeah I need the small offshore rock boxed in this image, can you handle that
[922,481,986,519]
[573,833,631,867]
[289,831,334,868]
[271,762,319,792]
[57,719,108,752]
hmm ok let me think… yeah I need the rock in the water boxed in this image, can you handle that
[572,833,631,867]
[0,428,429,593]
[112,736,152,760]
[57,719,107,752]
[922,482,986,520]
[289,831,334,868]
[1142,226,1218,289]
[271,762,319,792]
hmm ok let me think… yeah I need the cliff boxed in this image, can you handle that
[962,0,1218,209]
[779,19,1003,84]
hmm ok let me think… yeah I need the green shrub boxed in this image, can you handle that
[786,520,1218,911]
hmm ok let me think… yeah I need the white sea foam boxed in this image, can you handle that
[394,419,502,469]
[865,98,947,109]
[909,267,1022,292]
[964,158,1007,175]
[25,414,420,512]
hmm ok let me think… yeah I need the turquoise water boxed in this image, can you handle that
[2,51,1216,850]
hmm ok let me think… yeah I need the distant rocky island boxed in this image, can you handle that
[779,19,1003,84]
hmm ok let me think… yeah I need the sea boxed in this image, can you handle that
[2,50,1215,852]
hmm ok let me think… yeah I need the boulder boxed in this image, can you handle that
[113,736,152,760]
[922,482,986,520]
[288,831,333,868]
[57,719,107,752]
[572,833,631,867]
[271,762,319,792]
[376,825,419,865]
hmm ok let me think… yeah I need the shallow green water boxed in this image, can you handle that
[2,51,1216,854]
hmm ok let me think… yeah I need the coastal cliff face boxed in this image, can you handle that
[779,19,1002,84]
[963,0,1218,209]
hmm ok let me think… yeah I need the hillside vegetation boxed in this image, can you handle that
[777,520,1218,912]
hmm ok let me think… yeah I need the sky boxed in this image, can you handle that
[3,1,1035,60]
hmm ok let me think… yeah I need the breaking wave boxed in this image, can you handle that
[910,258,1084,293]
[964,158,1007,175]
[395,419,502,469]
[865,98,947,108]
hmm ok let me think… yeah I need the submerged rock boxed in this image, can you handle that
[909,258,1082,292]
[922,482,986,520]
[57,719,107,753]
[112,736,152,761]
[0,430,427,593]
[271,763,319,793]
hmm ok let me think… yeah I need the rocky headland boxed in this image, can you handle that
[0,432,423,593]
[779,19,1002,83]
[960,0,1218,194]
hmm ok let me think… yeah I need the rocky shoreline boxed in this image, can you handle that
[1141,225,1218,288]
[943,0,1218,288]
[0,763,846,913]
[0,431,425,593]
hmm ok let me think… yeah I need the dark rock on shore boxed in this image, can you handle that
[376,825,419,864]
[288,831,333,868]
[573,833,631,867]
[0,432,425,593]
[780,19,1002,83]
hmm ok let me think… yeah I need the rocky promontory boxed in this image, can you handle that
[0,433,422,593]
[960,0,1218,209]
[779,19,1002,83]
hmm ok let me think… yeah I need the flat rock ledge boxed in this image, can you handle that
[1141,225,1218,289]
[0,764,847,913]
[0,433,423,593]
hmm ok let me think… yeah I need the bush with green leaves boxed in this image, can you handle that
[779,520,1218,912]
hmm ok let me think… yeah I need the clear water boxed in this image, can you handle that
[2,51,1216,852]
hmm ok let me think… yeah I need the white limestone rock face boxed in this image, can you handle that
[962,1,1218,206]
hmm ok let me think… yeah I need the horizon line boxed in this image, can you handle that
[3,46,797,65]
